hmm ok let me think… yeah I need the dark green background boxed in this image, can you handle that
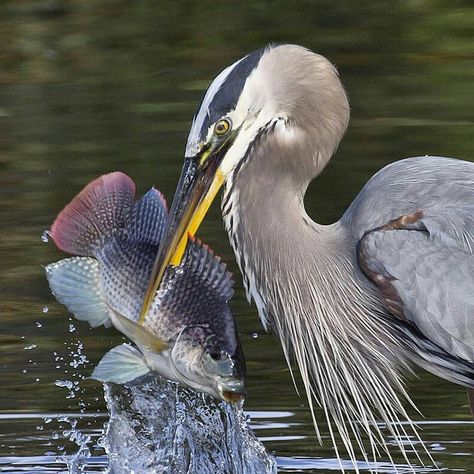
[0,1,473,472]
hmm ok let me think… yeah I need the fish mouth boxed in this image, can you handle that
[218,379,246,404]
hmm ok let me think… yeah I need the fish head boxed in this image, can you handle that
[170,323,246,403]
[149,237,246,402]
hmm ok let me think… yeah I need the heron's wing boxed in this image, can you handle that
[358,207,474,364]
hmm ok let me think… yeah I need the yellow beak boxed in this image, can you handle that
[169,168,225,266]
[138,153,226,324]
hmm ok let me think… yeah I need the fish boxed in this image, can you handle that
[45,172,246,403]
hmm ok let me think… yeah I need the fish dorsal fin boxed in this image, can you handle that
[96,188,168,322]
[178,236,234,301]
[50,172,135,256]
[50,177,169,323]
[45,257,111,328]
[126,188,168,246]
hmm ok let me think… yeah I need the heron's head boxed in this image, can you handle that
[186,44,349,181]
[140,44,350,314]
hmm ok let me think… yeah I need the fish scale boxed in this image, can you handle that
[98,237,156,322]
[45,171,246,402]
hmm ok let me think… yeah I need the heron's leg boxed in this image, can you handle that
[467,388,474,419]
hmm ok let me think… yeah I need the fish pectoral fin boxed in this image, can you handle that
[89,344,150,384]
[45,257,111,328]
[110,309,168,353]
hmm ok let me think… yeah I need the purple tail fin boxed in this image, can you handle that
[50,172,136,256]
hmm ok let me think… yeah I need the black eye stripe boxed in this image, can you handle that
[193,48,267,143]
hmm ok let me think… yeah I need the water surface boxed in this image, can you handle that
[1,1,473,472]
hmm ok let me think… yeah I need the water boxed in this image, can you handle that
[103,376,275,473]
[1,1,473,472]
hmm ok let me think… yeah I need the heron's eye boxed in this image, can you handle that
[214,118,231,136]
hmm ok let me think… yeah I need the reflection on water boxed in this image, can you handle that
[2,407,472,473]
[1,0,473,472]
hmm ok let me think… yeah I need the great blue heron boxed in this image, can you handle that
[140,44,474,470]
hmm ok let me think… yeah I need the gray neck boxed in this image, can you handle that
[221,146,421,460]
[222,148,362,329]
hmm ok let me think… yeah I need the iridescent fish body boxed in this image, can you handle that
[45,172,245,403]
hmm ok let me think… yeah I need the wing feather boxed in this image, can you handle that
[358,208,474,365]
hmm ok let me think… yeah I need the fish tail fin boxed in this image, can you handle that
[182,236,234,301]
[45,257,111,328]
[50,172,136,256]
[89,343,150,384]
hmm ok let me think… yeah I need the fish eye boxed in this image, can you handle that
[209,351,223,361]
[206,350,234,377]
[214,118,231,136]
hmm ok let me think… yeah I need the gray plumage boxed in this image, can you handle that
[165,44,474,471]
[353,157,474,374]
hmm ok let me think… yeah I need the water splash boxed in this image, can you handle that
[101,374,276,474]
[55,379,75,391]
[41,230,51,242]
[63,417,93,472]
[49,415,95,473]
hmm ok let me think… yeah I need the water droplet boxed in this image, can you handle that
[251,332,258,339]
[41,230,51,243]
[43,417,53,424]
[42,306,49,313]
[68,324,76,333]
[55,379,74,390]
[35,378,40,382]
[24,344,37,350]
[22,369,27,374]
[36,321,43,328]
